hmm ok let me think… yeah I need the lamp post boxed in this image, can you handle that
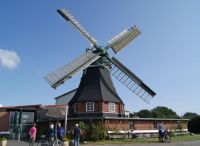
[64,105,68,136]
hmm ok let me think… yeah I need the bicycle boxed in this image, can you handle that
[159,129,171,143]
[37,135,50,146]
[37,134,64,146]
[52,134,64,146]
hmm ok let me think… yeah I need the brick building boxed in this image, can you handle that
[0,105,66,139]
[0,66,189,138]
[0,104,189,139]
[55,65,189,134]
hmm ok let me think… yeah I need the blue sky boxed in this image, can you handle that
[1,0,200,115]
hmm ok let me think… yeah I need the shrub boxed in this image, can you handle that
[78,121,89,142]
[63,136,71,142]
[0,137,7,141]
[90,124,104,141]
[188,115,200,134]
[79,121,89,132]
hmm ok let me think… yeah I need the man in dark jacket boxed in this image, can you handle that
[73,124,81,146]
[57,123,65,141]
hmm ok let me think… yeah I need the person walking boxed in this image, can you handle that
[73,124,81,146]
[47,124,55,145]
[29,123,37,146]
[57,123,65,141]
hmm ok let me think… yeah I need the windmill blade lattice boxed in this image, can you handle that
[107,26,141,54]
[44,51,101,88]
[108,57,156,103]
[44,8,156,103]
[57,9,99,47]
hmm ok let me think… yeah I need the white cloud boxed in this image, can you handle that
[0,104,2,107]
[0,49,20,70]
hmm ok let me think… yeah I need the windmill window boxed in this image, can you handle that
[86,102,94,112]
[109,102,115,113]
[74,103,77,113]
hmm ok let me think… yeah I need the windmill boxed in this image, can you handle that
[44,8,156,104]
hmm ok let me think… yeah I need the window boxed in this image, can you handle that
[74,103,77,113]
[154,122,158,129]
[9,111,34,124]
[109,102,115,113]
[86,102,94,112]
[177,121,183,129]
[21,112,34,124]
[129,122,135,130]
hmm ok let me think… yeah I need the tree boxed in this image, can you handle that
[129,112,135,118]
[136,109,152,118]
[183,112,199,120]
[188,115,200,133]
[151,106,179,118]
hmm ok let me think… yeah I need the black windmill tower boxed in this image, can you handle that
[44,9,156,118]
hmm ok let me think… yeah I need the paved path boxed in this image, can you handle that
[7,140,28,146]
[85,141,200,146]
[7,140,200,146]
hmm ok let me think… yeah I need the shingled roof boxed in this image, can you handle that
[69,66,124,104]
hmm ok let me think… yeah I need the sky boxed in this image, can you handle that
[1,0,200,116]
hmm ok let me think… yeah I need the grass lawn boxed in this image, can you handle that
[172,134,200,142]
[84,134,200,145]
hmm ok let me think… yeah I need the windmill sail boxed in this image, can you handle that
[44,51,101,88]
[107,26,141,54]
[108,57,156,103]
[45,8,156,103]
[57,9,99,47]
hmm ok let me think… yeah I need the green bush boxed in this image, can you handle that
[90,124,104,141]
[79,121,89,131]
[78,121,89,142]
[63,136,71,142]
[188,115,200,134]
[0,137,7,141]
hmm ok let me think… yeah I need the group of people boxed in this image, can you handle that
[46,123,65,144]
[29,122,81,146]
[29,121,166,145]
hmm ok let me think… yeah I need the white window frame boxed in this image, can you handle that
[86,102,94,112]
[109,102,115,113]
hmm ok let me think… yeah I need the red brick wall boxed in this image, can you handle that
[134,121,154,130]
[102,102,124,113]
[116,103,124,113]
[102,102,109,112]
[134,120,188,130]
[77,102,100,112]
[75,101,124,114]
[104,119,129,130]
[94,102,100,112]
[104,120,188,131]
[66,119,188,137]
[77,102,85,112]
[0,112,9,131]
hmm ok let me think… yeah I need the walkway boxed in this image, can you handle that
[7,139,200,146]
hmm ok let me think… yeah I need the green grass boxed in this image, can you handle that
[171,134,200,142]
[83,134,200,145]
